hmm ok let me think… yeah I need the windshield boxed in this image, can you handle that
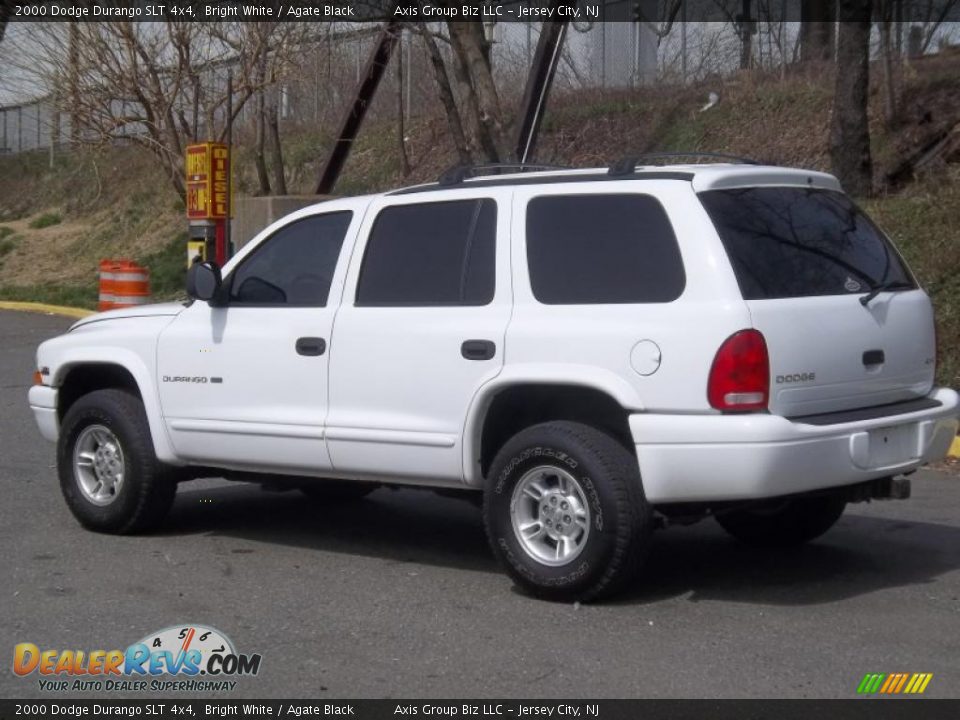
[699,187,915,300]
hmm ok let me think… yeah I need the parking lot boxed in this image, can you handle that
[2,308,959,699]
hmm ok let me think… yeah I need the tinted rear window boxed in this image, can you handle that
[356,199,496,306]
[526,194,685,305]
[700,188,914,300]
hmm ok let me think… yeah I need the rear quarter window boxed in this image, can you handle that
[699,187,915,300]
[525,194,685,305]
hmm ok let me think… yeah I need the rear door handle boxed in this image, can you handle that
[296,337,326,356]
[461,340,496,361]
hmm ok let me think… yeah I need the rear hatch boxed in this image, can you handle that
[700,186,936,418]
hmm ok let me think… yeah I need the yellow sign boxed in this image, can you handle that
[185,143,230,220]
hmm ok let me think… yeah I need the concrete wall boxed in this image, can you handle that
[232,195,336,250]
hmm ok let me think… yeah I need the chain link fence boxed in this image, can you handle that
[1,20,956,155]
[0,97,66,154]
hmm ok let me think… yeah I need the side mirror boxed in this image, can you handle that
[186,261,222,302]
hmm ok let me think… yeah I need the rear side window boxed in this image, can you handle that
[526,194,685,305]
[700,187,915,300]
[356,199,496,306]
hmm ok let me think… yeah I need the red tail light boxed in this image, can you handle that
[708,329,770,412]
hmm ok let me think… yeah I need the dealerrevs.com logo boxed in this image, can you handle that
[13,624,262,693]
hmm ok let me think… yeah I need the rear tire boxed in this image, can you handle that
[715,495,846,547]
[484,421,652,602]
[58,389,176,534]
[299,481,378,503]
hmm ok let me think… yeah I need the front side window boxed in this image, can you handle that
[356,199,496,306]
[229,212,352,306]
[526,194,685,305]
[699,187,915,300]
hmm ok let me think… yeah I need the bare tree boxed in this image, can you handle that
[253,44,271,195]
[416,23,471,164]
[447,22,511,162]
[267,98,287,195]
[830,0,874,197]
[800,0,837,62]
[5,21,310,197]
[915,0,960,53]
[877,0,899,128]
[757,0,790,77]
[711,0,758,70]
[395,31,411,177]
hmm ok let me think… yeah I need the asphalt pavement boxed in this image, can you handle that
[2,309,959,699]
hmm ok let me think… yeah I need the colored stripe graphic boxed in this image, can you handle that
[858,673,932,694]
[858,674,885,694]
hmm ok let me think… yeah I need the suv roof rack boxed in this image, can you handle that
[438,162,571,186]
[608,152,760,177]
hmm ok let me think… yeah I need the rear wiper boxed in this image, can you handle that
[860,280,914,306]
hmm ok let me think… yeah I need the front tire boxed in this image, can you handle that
[715,495,846,547]
[484,421,652,602]
[57,389,176,534]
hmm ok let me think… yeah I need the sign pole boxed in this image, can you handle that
[226,70,233,260]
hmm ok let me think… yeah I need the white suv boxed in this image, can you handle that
[28,161,960,601]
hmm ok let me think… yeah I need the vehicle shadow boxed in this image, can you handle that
[616,512,960,606]
[163,482,960,606]
[162,482,498,574]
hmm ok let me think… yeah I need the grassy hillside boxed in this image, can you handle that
[0,145,187,307]
[0,58,957,387]
[863,168,960,389]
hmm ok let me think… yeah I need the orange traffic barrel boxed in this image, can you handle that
[98,259,117,312]
[111,260,150,308]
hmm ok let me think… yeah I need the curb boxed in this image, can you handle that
[0,301,94,319]
[950,436,960,459]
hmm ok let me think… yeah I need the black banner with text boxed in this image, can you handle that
[5,0,960,23]
[3,700,960,720]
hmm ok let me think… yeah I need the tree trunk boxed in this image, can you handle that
[830,1,873,197]
[396,32,411,177]
[879,9,899,127]
[448,22,511,162]
[267,101,287,196]
[419,25,471,165]
[799,0,836,62]
[254,87,271,196]
[68,22,80,143]
[447,30,496,161]
[739,0,753,70]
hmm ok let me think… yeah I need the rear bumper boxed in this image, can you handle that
[631,387,960,504]
[28,385,59,443]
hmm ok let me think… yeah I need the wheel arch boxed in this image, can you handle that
[463,371,641,487]
[54,353,179,464]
